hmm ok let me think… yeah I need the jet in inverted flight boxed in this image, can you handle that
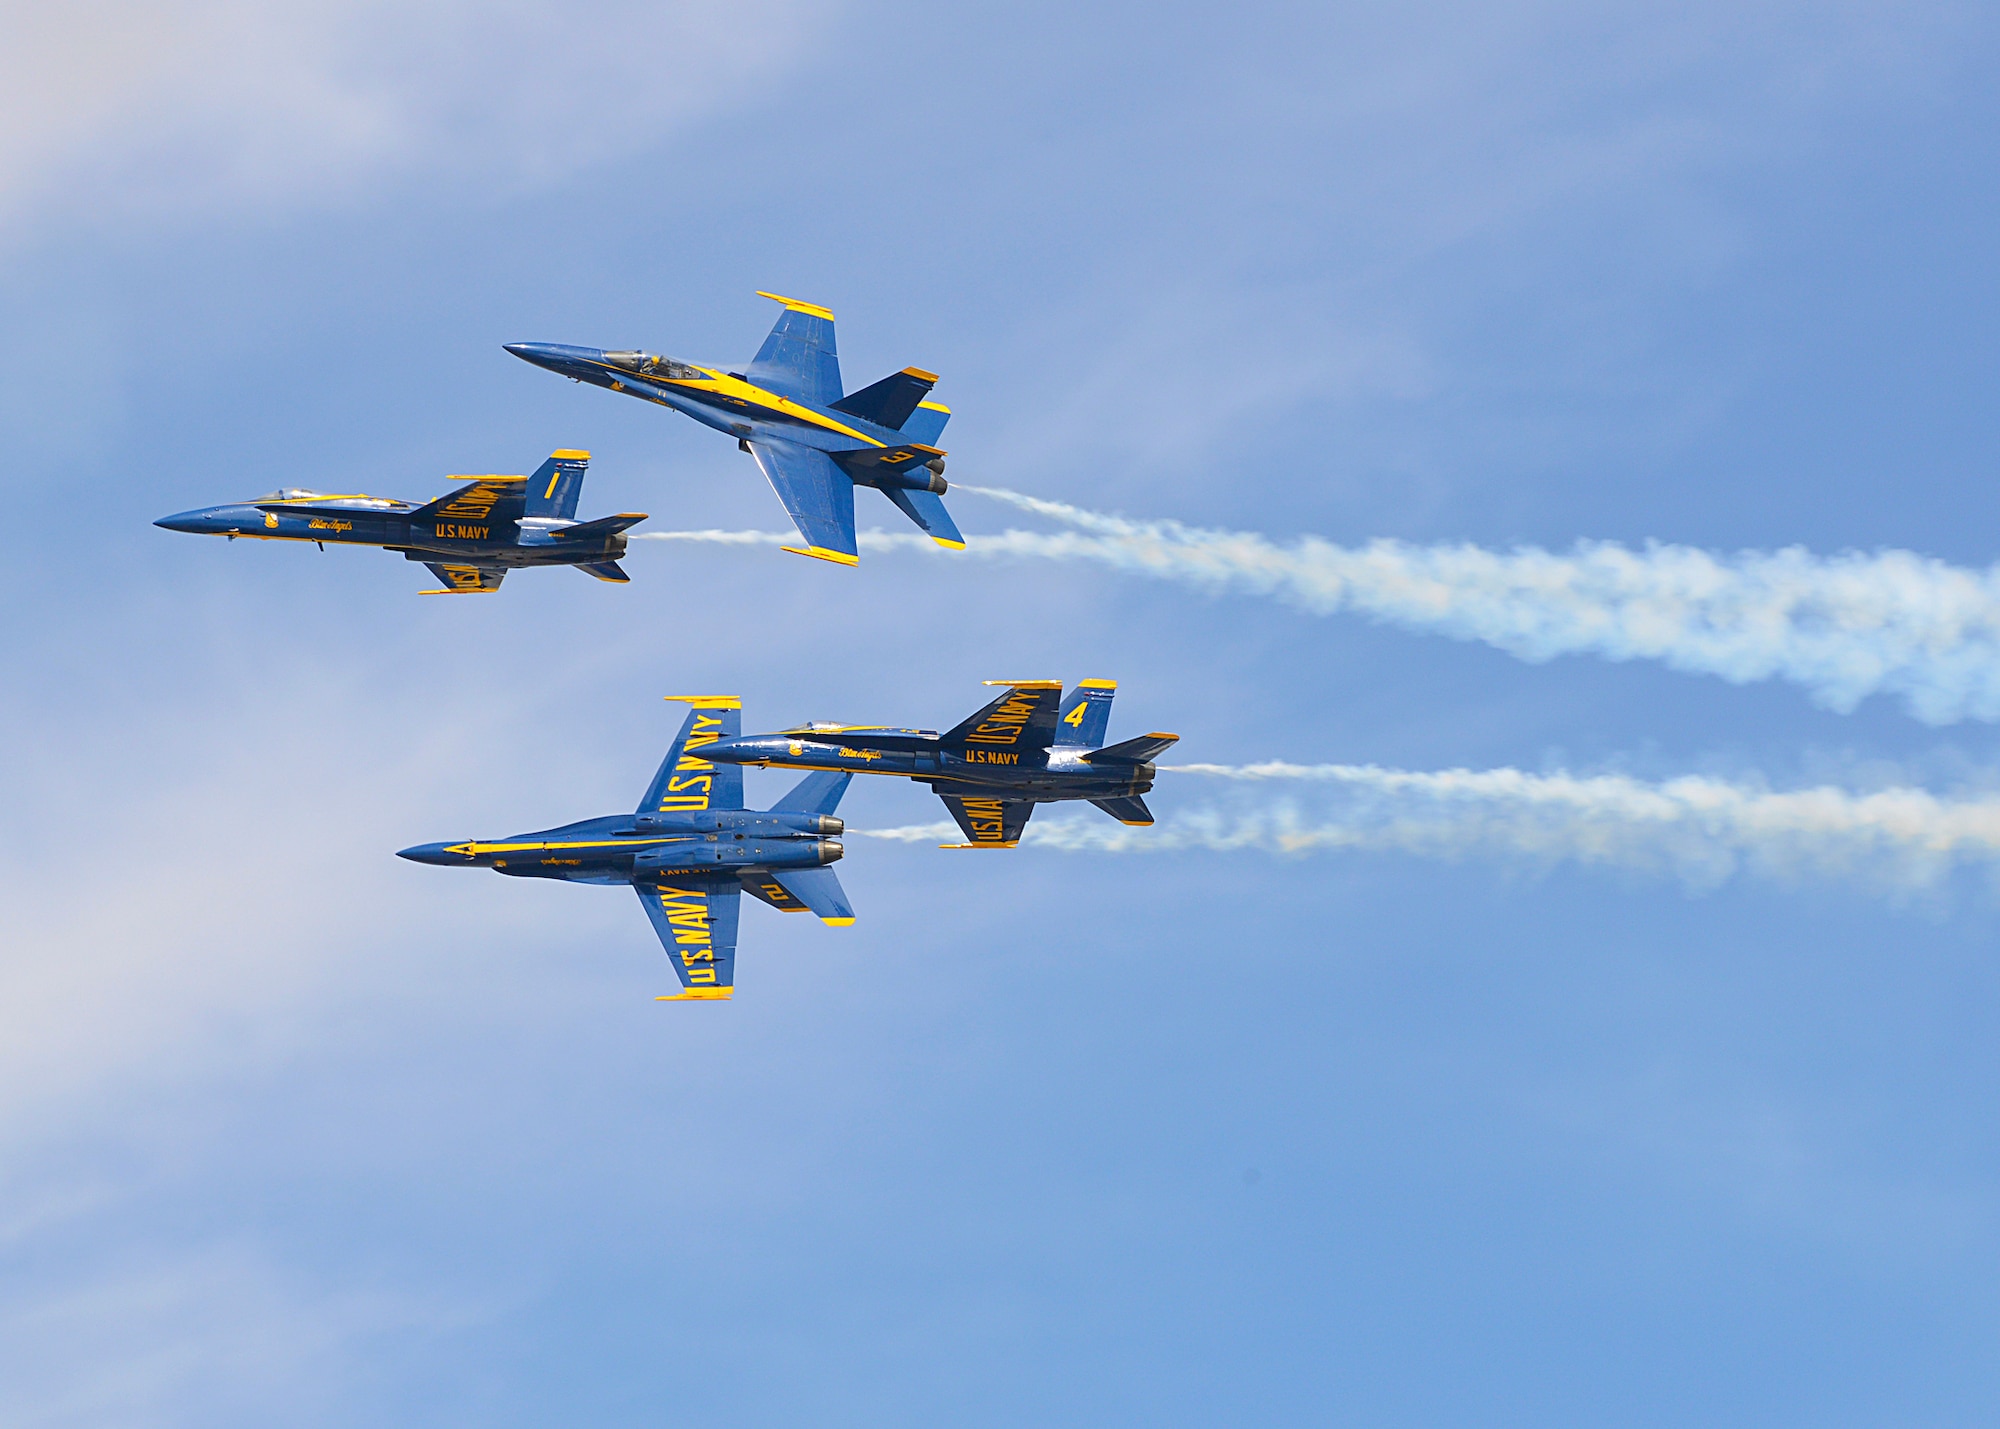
[156,450,645,593]
[701,680,1178,849]
[398,698,853,1000]
[505,292,962,566]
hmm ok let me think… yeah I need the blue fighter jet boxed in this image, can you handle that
[398,698,852,1001]
[701,680,1179,849]
[505,292,962,566]
[156,450,645,593]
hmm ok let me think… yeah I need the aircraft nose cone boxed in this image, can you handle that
[155,509,211,533]
[397,842,464,866]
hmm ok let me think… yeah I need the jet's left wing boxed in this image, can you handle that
[937,793,1036,849]
[748,439,858,565]
[421,561,506,594]
[636,877,740,1000]
[745,292,841,406]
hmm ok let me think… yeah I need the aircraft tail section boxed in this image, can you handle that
[831,367,938,429]
[882,485,964,549]
[550,512,647,543]
[639,698,744,814]
[522,450,590,519]
[1089,794,1155,827]
[771,770,852,816]
[941,681,1064,758]
[573,560,630,583]
[1054,680,1117,747]
[740,866,855,924]
[1083,732,1180,764]
[898,401,951,446]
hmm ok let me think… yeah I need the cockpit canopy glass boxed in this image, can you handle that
[601,351,705,381]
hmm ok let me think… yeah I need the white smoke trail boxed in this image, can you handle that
[641,497,2000,724]
[851,762,2000,893]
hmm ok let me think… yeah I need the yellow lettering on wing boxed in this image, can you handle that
[963,691,1040,745]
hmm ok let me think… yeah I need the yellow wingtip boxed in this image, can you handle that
[981,679,1063,688]
[663,695,742,709]
[938,842,1020,850]
[782,545,860,567]
[755,290,835,321]
[656,987,735,1002]
[932,537,967,551]
[821,916,857,927]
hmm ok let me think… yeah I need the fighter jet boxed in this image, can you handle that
[701,680,1178,849]
[505,292,962,566]
[398,697,852,1001]
[155,449,645,593]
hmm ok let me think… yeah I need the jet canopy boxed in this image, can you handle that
[601,351,705,381]
[250,488,406,509]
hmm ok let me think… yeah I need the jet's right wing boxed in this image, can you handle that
[748,439,858,565]
[636,877,740,1000]
[937,793,1036,849]
[421,561,506,594]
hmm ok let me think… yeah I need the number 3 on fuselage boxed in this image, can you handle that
[505,293,965,567]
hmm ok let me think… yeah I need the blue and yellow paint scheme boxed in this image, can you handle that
[506,292,964,566]
[155,450,646,594]
[699,680,1176,848]
[398,697,855,1000]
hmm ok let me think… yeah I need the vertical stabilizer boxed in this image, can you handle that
[524,450,590,520]
[1055,680,1117,748]
[639,698,744,814]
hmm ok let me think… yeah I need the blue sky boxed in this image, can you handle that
[5,2,2000,1423]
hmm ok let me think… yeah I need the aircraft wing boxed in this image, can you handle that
[745,292,841,405]
[937,793,1036,849]
[748,439,858,565]
[421,562,506,594]
[636,877,741,1000]
[738,867,855,924]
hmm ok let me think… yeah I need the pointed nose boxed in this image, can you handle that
[505,341,597,375]
[155,508,218,533]
[397,842,466,866]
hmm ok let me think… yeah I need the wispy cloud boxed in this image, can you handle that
[0,0,826,235]
[642,488,2000,724]
[853,760,2000,894]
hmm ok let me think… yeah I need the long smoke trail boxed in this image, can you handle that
[851,762,2000,893]
[640,492,2000,724]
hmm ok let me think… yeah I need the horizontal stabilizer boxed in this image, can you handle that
[421,562,505,594]
[550,512,646,541]
[1082,732,1180,764]
[772,770,852,816]
[831,367,937,429]
[771,866,854,924]
[574,560,630,583]
[408,476,528,529]
[1089,794,1155,827]
[882,485,964,549]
